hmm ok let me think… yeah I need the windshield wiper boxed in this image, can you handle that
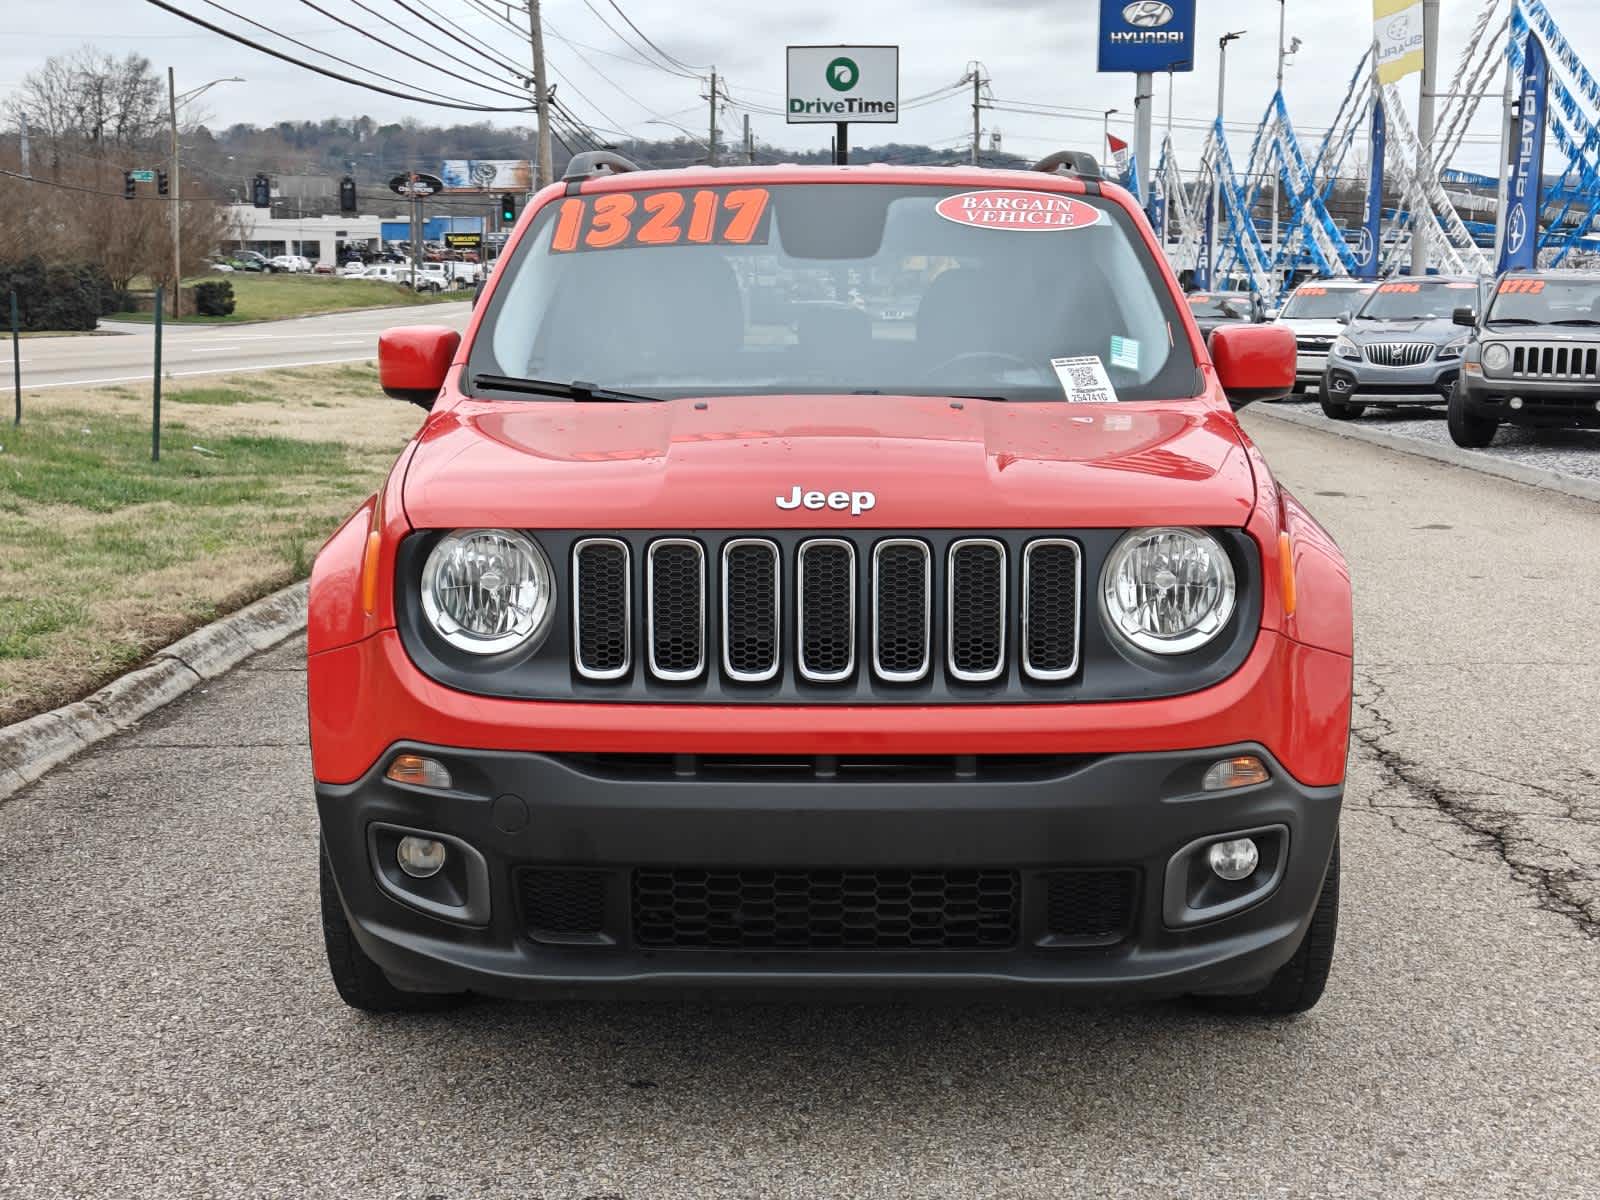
[472,373,663,403]
[1550,318,1600,327]
[1486,317,1540,325]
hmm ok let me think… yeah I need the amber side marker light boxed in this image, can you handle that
[1202,755,1271,792]
[386,754,453,790]
[1278,531,1297,617]
[360,491,386,615]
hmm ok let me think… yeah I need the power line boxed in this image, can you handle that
[140,0,535,111]
[388,0,531,81]
[602,0,704,74]
[576,0,699,80]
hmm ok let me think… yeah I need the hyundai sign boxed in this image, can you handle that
[1098,0,1196,74]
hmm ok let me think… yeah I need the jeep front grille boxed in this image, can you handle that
[1508,342,1600,380]
[1362,341,1435,367]
[568,534,1083,689]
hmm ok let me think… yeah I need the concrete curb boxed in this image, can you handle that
[0,581,308,803]
[1247,402,1600,506]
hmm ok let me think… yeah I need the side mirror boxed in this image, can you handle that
[1452,306,1477,327]
[379,325,461,409]
[1210,323,1296,410]
[1336,311,1352,325]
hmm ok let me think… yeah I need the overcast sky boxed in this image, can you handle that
[2,0,1592,176]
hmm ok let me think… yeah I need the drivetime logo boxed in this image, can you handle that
[1113,0,1183,44]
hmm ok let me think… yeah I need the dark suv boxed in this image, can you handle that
[1450,271,1600,447]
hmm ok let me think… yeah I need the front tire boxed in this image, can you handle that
[1192,836,1340,1017]
[1320,397,1366,420]
[320,838,466,1013]
[1447,383,1498,448]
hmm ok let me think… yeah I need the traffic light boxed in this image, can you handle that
[157,169,169,196]
[499,192,517,223]
[251,173,271,208]
[339,176,358,215]
[123,171,136,200]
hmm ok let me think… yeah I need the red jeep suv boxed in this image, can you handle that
[308,151,1351,1016]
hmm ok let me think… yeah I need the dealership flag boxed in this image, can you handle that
[1374,0,1425,84]
[1499,31,1549,272]
[1353,99,1386,279]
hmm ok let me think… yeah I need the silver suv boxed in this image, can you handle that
[1320,276,1486,420]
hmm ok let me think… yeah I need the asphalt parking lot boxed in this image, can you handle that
[2,416,1598,1199]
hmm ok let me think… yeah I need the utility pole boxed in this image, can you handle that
[743,113,753,165]
[708,68,719,166]
[1410,0,1440,275]
[972,68,982,166]
[168,67,181,319]
[526,0,553,186]
[18,111,29,178]
[1214,32,1246,288]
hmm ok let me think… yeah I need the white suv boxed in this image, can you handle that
[1273,279,1377,394]
[269,254,313,274]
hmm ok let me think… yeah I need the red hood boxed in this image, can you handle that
[401,393,1257,530]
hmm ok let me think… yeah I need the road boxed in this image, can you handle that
[8,303,472,392]
[2,416,1598,1198]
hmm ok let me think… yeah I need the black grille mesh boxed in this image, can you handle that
[875,543,929,677]
[633,867,1019,949]
[724,542,778,679]
[1024,542,1080,677]
[949,542,1005,678]
[1043,869,1139,946]
[800,542,854,679]
[574,541,629,675]
[650,543,703,676]
[518,868,609,942]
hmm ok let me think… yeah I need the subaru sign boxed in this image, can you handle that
[1098,0,1196,74]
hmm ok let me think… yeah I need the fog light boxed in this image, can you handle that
[386,754,452,790]
[1509,396,1524,410]
[397,836,447,879]
[1207,837,1260,882]
[1201,755,1270,791]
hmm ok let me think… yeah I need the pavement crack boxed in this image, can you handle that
[1351,666,1599,940]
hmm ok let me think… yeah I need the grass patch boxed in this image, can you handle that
[112,273,462,324]
[0,361,425,724]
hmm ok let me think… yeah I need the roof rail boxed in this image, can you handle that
[562,150,643,183]
[1030,150,1103,180]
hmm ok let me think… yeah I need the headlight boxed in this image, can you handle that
[1483,342,1511,371]
[1332,335,1361,361]
[420,529,554,654]
[1102,527,1237,655]
[1438,335,1469,360]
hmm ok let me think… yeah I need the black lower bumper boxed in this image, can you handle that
[1324,364,1458,403]
[1457,374,1600,428]
[317,743,1342,999]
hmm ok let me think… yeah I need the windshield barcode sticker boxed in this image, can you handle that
[1051,356,1119,404]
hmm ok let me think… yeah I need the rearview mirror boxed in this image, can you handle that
[1452,306,1477,327]
[1210,324,1296,410]
[379,325,461,409]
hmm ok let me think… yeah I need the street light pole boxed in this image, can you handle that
[1213,32,1246,288]
[1410,0,1441,275]
[168,73,242,318]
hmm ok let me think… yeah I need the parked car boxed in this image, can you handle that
[314,262,336,275]
[312,154,1345,1018]
[1321,276,1485,419]
[268,254,313,274]
[352,262,415,286]
[206,258,235,273]
[1448,270,1600,447]
[1272,279,1377,394]
[224,253,266,273]
[1186,290,1264,338]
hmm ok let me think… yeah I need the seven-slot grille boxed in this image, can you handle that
[1507,342,1600,380]
[1362,341,1435,367]
[1294,334,1336,353]
[570,535,1082,688]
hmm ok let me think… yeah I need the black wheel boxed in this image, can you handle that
[1447,382,1498,448]
[1193,836,1339,1017]
[1320,397,1366,420]
[320,838,466,1013]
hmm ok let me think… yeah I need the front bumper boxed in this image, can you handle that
[1295,350,1332,382]
[319,742,1342,998]
[1324,357,1459,403]
[1458,371,1600,427]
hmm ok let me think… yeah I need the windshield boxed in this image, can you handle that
[469,182,1200,403]
[1280,285,1370,319]
[1186,293,1252,320]
[1488,277,1600,323]
[1355,279,1479,321]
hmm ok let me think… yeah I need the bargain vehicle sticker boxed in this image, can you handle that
[548,187,772,253]
[1499,278,1546,295]
[1051,355,1119,403]
[934,190,1105,232]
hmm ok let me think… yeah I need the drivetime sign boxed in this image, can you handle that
[1098,0,1196,74]
[787,45,898,123]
